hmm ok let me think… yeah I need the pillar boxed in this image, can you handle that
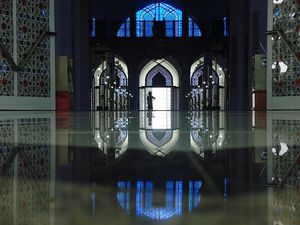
[229,0,251,111]
[106,52,115,110]
[72,0,90,111]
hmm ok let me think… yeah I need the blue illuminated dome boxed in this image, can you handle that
[117,2,202,37]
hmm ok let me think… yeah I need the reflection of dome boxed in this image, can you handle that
[117,181,202,220]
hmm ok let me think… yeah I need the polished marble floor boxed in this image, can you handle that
[0,111,299,225]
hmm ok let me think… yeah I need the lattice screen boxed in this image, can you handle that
[272,119,300,186]
[0,0,14,96]
[0,0,53,101]
[272,0,300,97]
[0,117,52,225]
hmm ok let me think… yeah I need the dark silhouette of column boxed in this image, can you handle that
[229,0,251,111]
[182,2,189,38]
[130,2,137,38]
[106,52,115,110]
[72,0,90,111]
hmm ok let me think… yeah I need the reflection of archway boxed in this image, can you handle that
[92,57,129,111]
[189,111,225,157]
[139,111,179,157]
[139,59,179,111]
[189,58,225,110]
[94,112,128,159]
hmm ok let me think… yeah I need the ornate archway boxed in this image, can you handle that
[139,59,179,111]
[189,57,225,110]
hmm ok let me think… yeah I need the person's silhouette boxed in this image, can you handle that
[147,91,156,111]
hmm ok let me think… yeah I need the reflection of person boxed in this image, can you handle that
[147,111,152,127]
[147,91,156,111]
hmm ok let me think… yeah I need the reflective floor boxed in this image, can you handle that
[0,111,299,225]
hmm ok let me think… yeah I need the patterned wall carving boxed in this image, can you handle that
[16,118,51,225]
[0,0,14,96]
[0,117,52,225]
[0,119,14,225]
[272,0,300,96]
[17,0,51,97]
[273,188,298,225]
[272,119,300,186]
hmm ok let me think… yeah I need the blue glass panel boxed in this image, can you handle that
[117,18,131,37]
[223,17,229,37]
[135,2,183,37]
[224,178,229,198]
[90,17,96,37]
[188,18,202,37]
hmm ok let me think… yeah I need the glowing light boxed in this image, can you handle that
[272,61,288,74]
[273,0,284,4]
[117,3,201,38]
[272,142,289,156]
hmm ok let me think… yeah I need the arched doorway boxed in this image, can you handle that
[189,58,225,110]
[92,57,129,111]
[139,59,179,111]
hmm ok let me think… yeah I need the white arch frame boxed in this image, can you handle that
[139,59,179,87]
[94,57,129,86]
[190,57,225,87]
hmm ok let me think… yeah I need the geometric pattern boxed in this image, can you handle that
[136,2,183,37]
[0,0,14,96]
[272,1,300,96]
[16,0,50,97]
[145,130,173,148]
[272,120,300,186]
[273,188,298,225]
[146,64,173,87]
[0,117,51,225]
[16,118,51,225]
[0,119,14,225]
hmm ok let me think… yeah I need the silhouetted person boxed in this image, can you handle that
[147,91,156,111]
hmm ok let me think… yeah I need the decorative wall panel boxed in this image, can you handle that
[272,119,300,186]
[272,0,300,97]
[16,117,51,225]
[0,0,14,96]
[0,119,14,225]
[273,188,298,225]
[17,0,51,97]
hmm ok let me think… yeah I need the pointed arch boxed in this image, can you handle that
[139,59,179,87]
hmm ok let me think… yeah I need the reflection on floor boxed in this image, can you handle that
[0,111,299,225]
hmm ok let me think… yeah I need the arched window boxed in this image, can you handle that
[117,2,201,37]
